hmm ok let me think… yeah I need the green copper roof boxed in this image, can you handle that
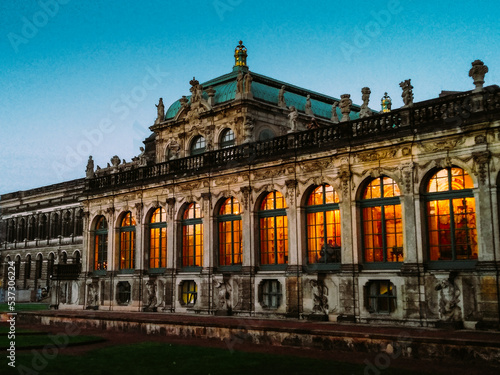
[165,69,363,120]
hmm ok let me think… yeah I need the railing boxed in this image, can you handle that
[87,86,500,192]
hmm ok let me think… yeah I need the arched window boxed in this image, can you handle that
[191,136,206,155]
[25,255,31,280]
[218,197,242,266]
[15,255,21,279]
[7,220,15,242]
[60,252,68,264]
[361,177,403,265]
[119,212,136,270]
[182,203,203,267]
[18,218,26,241]
[28,217,36,240]
[74,251,81,264]
[306,185,341,264]
[47,253,55,280]
[259,191,288,266]
[220,128,235,148]
[51,213,60,238]
[39,215,48,239]
[35,254,43,279]
[425,167,477,262]
[258,129,275,141]
[75,209,83,236]
[149,208,167,269]
[94,216,108,271]
[62,211,72,237]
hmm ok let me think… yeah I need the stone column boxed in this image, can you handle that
[240,187,254,270]
[134,203,144,272]
[105,207,115,272]
[285,179,299,269]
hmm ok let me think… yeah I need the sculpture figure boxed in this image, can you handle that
[288,106,299,132]
[190,77,203,103]
[339,94,352,122]
[278,85,286,107]
[85,156,94,178]
[236,71,244,94]
[310,279,329,315]
[143,280,158,312]
[331,102,340,124]
[244,72,253,94]
[155,98,165,124]
[305,94,314,115]
[243,116,254,143]
[359,87,373,118]
[400,79,414,107]
[435,274,462,322]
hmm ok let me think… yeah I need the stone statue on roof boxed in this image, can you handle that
[331,102,340,124]
[359,87,373,118]
[190,77,203,103]
[278,85,286,107]
[155,98,165,124]
[400,79,414,107]
[244,72,252,94]
[339,94,352,122]
[288,106,299,132]
[469,60,488,92]
[85,156,94,179]
[305,95,314,116]
[381,92,392,112]
[236,71,244,94]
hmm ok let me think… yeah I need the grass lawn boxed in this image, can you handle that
[0,341,424,375]
[0,303,49,312]
[0,333,105,350]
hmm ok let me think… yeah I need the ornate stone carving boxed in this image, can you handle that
[339,166,351,198]
[155,97,165,124]
[357,149,397,162]
[214,175,239,186]
[244,72,252,94]
[243,116,254,143]
[435,273,462,322]
[359,87,373,118]
[278,85,286,108]
[143,279,158,312]
[206,86,216,107]
[189,77,203,103]
[236,71,244,95]
[86,282,98,309]
[400,162,414,194]
[474,134,487,144]
[469,60,488,92]
[85,156,95,179]
[339,94,352,122]
[110,155,121,169]
[285,179,298,206]
[134,203,143,223]
[240,186,252,210]
[215,279,232,313]
[288,106,299,132]
[330,102,339,124]
[299,159,332,173]
[166,197,176,217]
[472,151,491,185]
[305,95,313,116]
[418,136,465,152]
[179,181,201,191]
[165,139,181,160]
[310,279,328,315]
[400,79,414,107]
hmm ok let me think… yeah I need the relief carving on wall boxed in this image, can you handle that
[435,273,462,322]
[215,279,232,314]
[86,282,99,309]
[310,279,329,315]
[357,149,397,163]
[472,151,490,185]
[418,136,465,153]
[143,279,158,312]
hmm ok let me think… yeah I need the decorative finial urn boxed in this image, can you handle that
[234,40,248,69]
[469,60,488,92]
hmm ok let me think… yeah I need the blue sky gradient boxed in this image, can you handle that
[1,0,499,194]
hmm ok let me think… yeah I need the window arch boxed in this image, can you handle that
[28,217,36,240]
[15,255,21,279]
[259,191,288,266]
[18,218,26,241]
[35,254,43,279]
[39,215,48,239]
[218,197,242,266]
[306,185,341,264]
[220,128,235,148]
[182,203,203,267]
[425,167,477,262]
[51,213,60,238]
[258,129,275,141]
[74,251,81,264]
[25,255,32,280]
[47,253,55,281]
[119,212,136,270]
[94,216,108,271]
[361,177,403,265]
[149,207,167,269]
[190,136,206,155]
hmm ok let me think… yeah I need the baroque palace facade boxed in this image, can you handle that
[1,43,500,329]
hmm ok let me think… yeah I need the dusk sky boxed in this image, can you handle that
[1,0,499,194]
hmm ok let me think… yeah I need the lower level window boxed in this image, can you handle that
[181,281,197,306]
[261,279,282,309]
[116,281,131,305]
[366,280,396,314]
